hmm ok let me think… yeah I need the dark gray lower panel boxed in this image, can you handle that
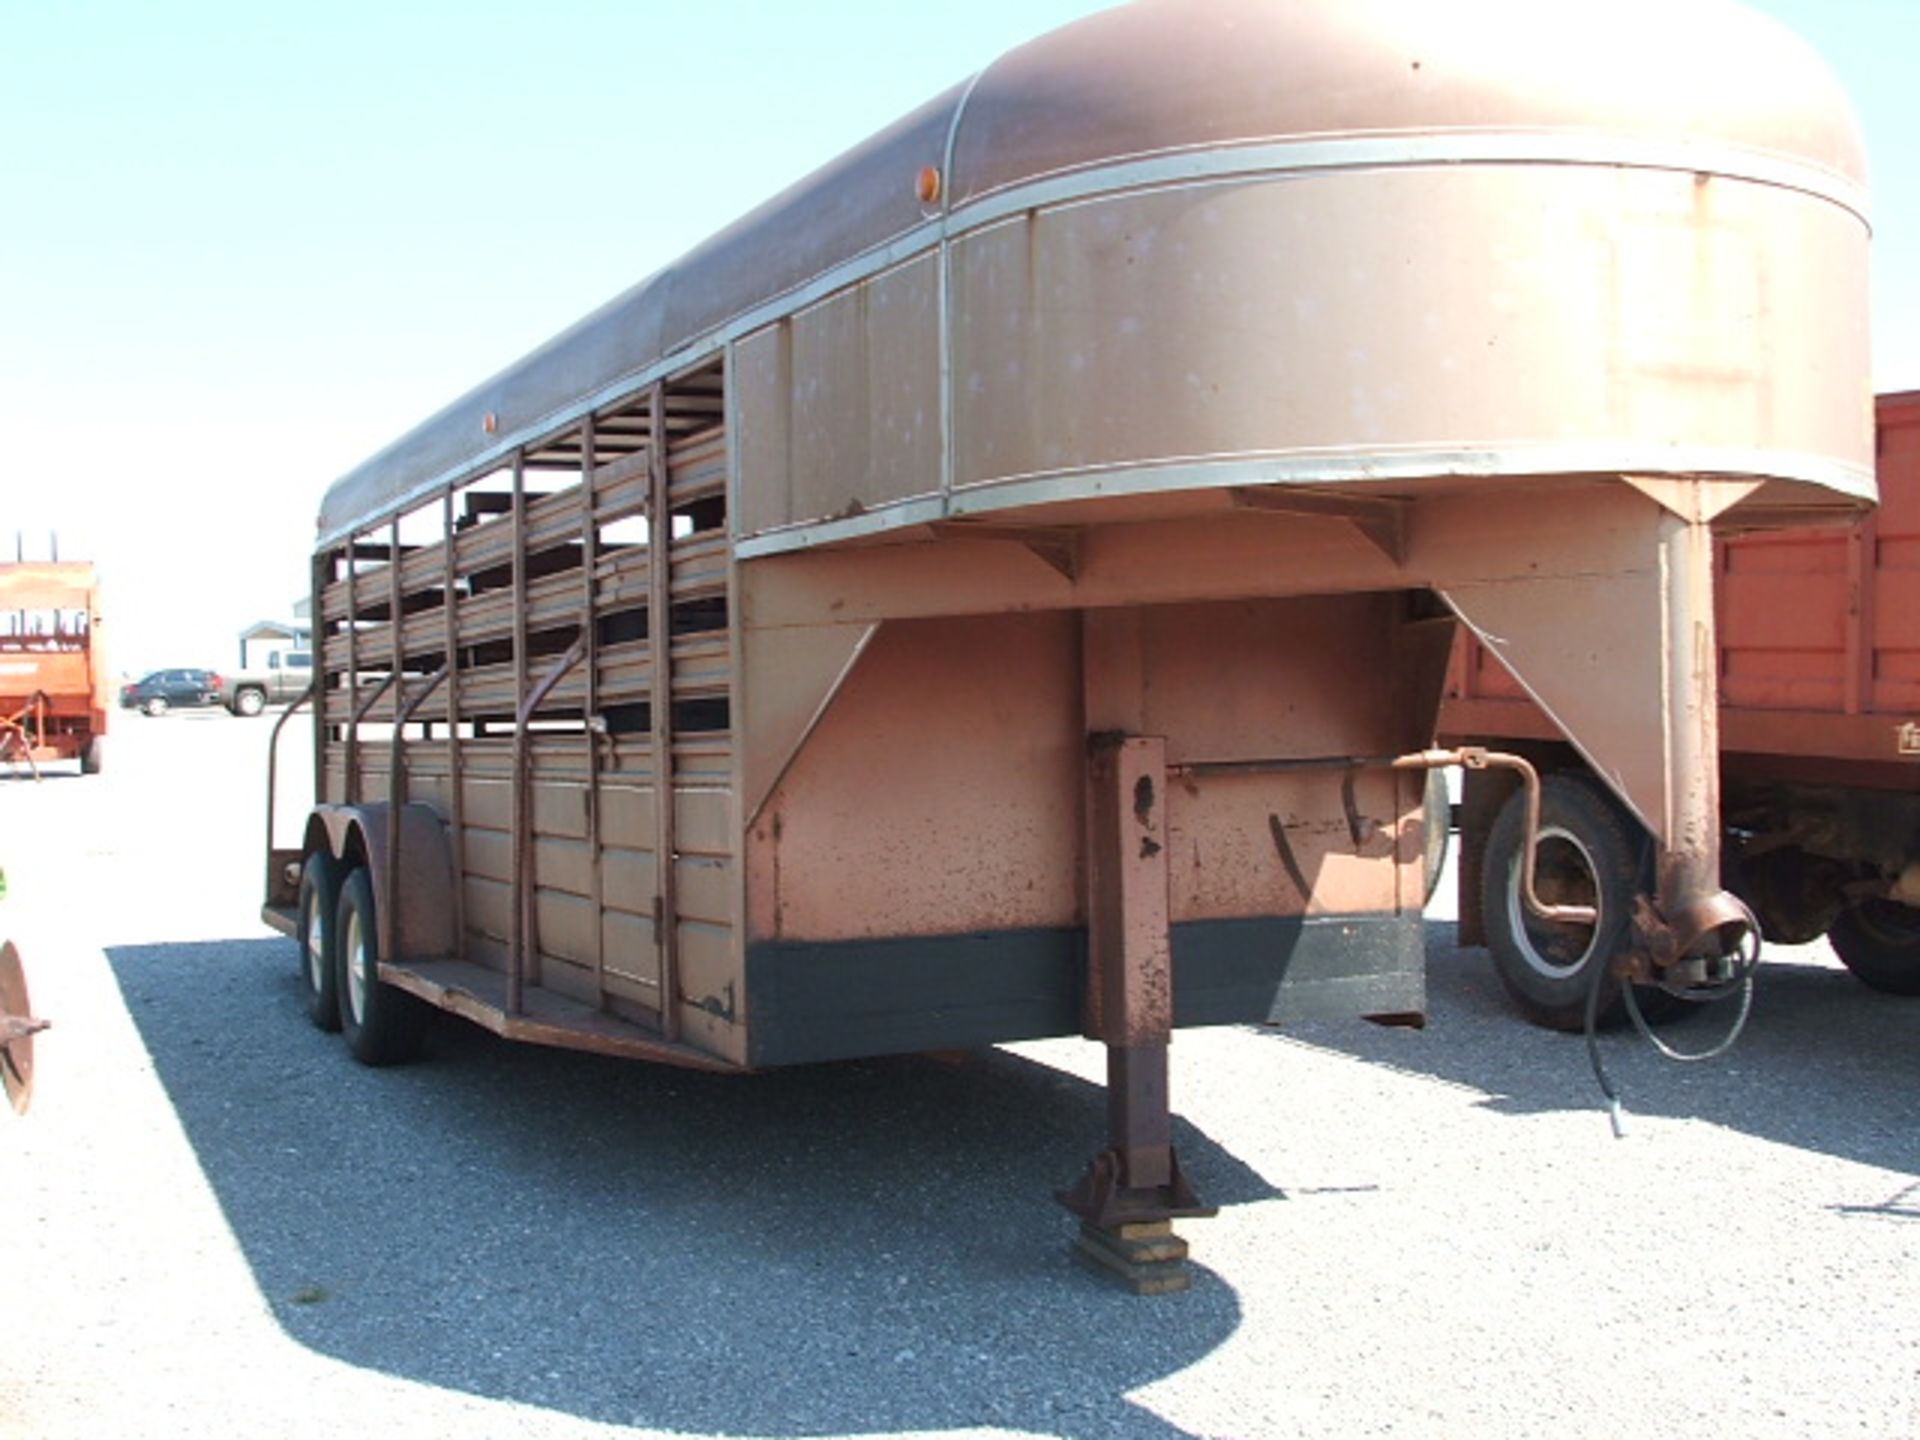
[746,913,1424,1068]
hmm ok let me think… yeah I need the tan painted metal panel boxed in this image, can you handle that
[748,597,1426,944]
[948,168,1866,501]
[599,844,658,916]
[738,509,1403,631]
[789,285,878,526]
[676,856,734,927]
[1166,772,1401,921]
[674,920,745,1065]
[751,613,1084,943]
[462,874,511,944]
[1138,598,1405,764]
[735,323,792,535]
[738,620,875,824]
[749,254,944,532]
[597,785,657,851]
[533,948,599,1007]
[533,889,601,972]
[864,256,943,506]
[673,788,736,858]
[601,909,659,991]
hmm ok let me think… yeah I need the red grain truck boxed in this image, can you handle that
[1442,392,1920,1027]
[0,562,108,776]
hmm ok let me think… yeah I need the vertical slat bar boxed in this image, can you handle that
[649,383,682,1039]
[442,488,467,953]
[721,350,750,1047]
[311,550,328,804]
[508,455,531,1014]
[382,516,407,964]
[344,532,362,804]
[581,415,607,997]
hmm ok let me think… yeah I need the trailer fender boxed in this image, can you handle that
[307,803,455,962]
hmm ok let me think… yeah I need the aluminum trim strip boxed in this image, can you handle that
[954,130,1870,231]
[732,446,1874,560]
[733,496,950,559]
[948,447,1876,512]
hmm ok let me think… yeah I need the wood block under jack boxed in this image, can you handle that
[1071,1220,1194,1295]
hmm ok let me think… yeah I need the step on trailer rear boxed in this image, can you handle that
[261,0,1874,1287]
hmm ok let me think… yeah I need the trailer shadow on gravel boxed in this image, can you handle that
[1259,919,1919,1179]
[108,936,1273,1440]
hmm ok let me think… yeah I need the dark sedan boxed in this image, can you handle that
[119,668,226,716]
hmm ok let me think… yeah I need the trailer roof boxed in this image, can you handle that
[318,0,1867,545]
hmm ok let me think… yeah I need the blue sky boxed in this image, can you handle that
[3,0,1914,675]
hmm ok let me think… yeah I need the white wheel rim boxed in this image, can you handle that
[1504,823,1602,981]
[304,902,326,993]
[344,908,368,1024]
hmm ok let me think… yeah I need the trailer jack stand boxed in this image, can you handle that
[1065,728,1218,1292]
[1057,1142,1216,1294]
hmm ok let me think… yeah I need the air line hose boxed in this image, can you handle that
[1584,894,1764,1138]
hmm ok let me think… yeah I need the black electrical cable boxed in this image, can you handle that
[1584,889,1763,1138]
[1621,899,1762,1062]
[1584,936,1630,1137]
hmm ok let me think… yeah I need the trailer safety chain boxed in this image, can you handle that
[1585,890,1764,1138]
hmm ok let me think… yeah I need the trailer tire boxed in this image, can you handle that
[1829,899,1920,996]
[296,852,342,1032]
[335,868,430,1066]
[80,736,104,775]
[1482,773,1672,1032]
[232,687,266,717]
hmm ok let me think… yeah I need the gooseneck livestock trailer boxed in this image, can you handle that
[263,0,1873,1286]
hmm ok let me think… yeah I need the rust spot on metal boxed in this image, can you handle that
[1139,836,1162,860]
[1133,774,1155,825]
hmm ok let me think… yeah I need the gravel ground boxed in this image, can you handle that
[1,712,1915,1439]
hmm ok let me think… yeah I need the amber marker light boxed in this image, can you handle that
[915,165,942,205]
[483,412,498,434]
